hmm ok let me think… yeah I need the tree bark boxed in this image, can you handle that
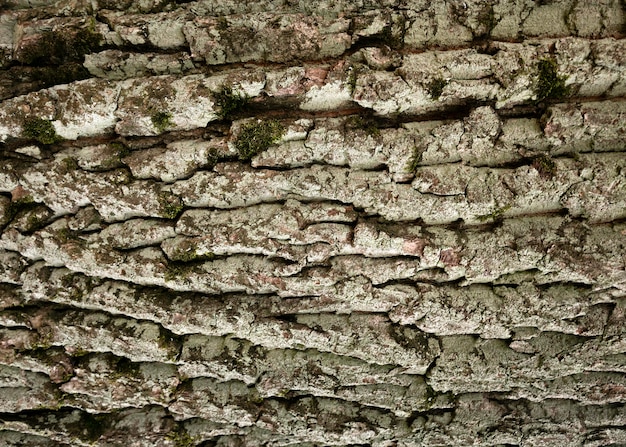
[1,1,625,446]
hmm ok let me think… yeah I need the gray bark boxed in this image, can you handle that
[0,1,625,446]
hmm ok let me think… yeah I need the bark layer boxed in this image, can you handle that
[1,1,625,446]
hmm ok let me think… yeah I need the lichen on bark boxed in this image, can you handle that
[0,1,625,446]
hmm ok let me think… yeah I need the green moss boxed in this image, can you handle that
[5,196,39,229]
[151,111,173,133]
[71,347,91,358]
[348,70,357,94]
[165,247,213,282]
[23,118,62,145]
[55,228,72,244]
[406,146,423,173]
[59,272,76,290]
[167,236,214,268]
[532,153,557,178]
[476,204,512,222]
[32,329,54,350]
[61,157,79,173]
[346,65,363,94]
[102,142,130,169]
[379,20,404,49]
[110,142,130,158]
[163,203,183,219]
[346,116,380,137]
[422,383,447,410]
[206,147,220,168]
[20,23,102,66]
[165,264,188,281]
[158,192,184,219]
[535,58,570,102]
[174,248,214,263]
[166,429,196,447]
[15,205,52,233]
[427,78,448,100]
[71,23,102,59]
[235,119,284,161]
[55,227,85,245]
[25,213,47,232]
[5,196,35,223]
[213,85,249,120]
[31,63,91,88]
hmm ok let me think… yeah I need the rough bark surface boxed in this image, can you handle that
[1,1,625,446]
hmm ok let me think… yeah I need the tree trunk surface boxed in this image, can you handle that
[1,1,625,446]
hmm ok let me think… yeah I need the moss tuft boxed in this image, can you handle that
[535,58,570,102]
[54,227,85,245]
[235,119,284,161]
[151,111,173,133]
[61,157,79,173]
[158,192,184,219]
[25,212,48,233]
[166,429,196,447]
[101,142,130,169]
[69,25,103,60]
[110,142,130,158]
[164,264,188,282]
[165,246,213,282]
[476,204,512,222]
[427,78,448,100]
[214,85,249,120]
[23,118,62,145]
[406,146,423,173]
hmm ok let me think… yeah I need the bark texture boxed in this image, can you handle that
[1,1,626,446]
